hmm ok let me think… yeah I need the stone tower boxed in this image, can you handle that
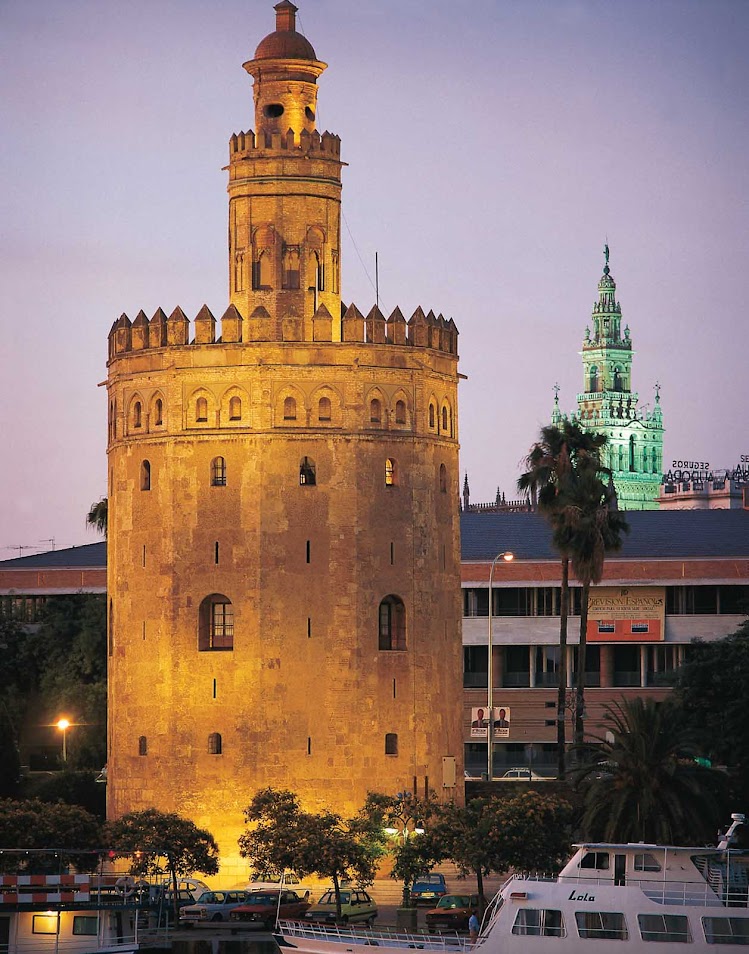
[555,246,664,509]
[105,1,463,879]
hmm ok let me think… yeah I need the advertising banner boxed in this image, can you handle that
[587,586,665,642]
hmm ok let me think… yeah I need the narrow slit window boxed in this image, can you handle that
[439,463,448,493]
[133,401,142,428]
[385,733,398,756]
[385,458,396,486]
[214,541,220,564]
[138,736,147,756]
[307,737,312,755]
[154,398,163,426]
[379,595,406,651]
[306,540,311,564]
[140,460,151,491]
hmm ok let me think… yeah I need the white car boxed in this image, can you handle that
[499,767,549,781]
[179,890,250,923]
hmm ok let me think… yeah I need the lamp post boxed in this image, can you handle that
[383,791,425,915]
[56,718,71,763]
[487,552,514,781]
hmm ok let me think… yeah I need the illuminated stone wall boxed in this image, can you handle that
[106,2,463,881]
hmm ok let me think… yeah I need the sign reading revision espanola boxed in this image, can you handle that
[587,587,666,642]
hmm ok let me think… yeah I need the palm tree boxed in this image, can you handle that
[518,420,607,779]
[574,697,727,845]
[86,498,108,538]
[557,471,629,748]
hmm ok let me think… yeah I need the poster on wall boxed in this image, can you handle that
[587,586,665,642]
[470,707,488,738]
[492,706,511,738]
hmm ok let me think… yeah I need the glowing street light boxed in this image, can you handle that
[487,551,514,781]
[56,718,71,762]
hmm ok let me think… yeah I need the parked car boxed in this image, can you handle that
[410,873,448,904]
[425,894,480,933]
[178,890,250,924]
[246,871,307,892]
[305,888,377,925]
[230,890,311,929]
[499,767,548,781]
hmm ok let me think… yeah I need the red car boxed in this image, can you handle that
[229,890,311,929]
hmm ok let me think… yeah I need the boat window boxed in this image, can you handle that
[512,908,565,937]
[634,853,661,872]
[638,914,692,943]
[580,851,610,870]
[575,911,628,940]
[703,916,749,945]
[73,917,98,936]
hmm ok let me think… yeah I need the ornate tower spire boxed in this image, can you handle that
[573,245,665,510]
[227,1,343,330]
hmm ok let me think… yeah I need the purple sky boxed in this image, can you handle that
[2,0,747,552]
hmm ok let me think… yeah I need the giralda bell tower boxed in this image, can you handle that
[106,1,463,878]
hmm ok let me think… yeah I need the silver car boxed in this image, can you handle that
[179,890,250,924]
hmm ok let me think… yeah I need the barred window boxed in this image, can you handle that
[211,456,227,486]
[208,732,223,755]
[199,595,234,651]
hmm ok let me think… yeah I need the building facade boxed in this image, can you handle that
[460,509,749,778]
[104,1,463,878]
[554,247,664,510]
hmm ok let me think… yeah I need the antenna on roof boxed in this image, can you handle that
[3,545,37,556]
[375,252,379,310]
[39,538,56,551]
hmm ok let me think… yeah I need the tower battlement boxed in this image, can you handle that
[230,127,341,159]
[108,303,459,359]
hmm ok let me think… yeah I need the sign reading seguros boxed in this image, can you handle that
[587,586,665,642]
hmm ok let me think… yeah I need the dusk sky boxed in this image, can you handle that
[2,0,747,552]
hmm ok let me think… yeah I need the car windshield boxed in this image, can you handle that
[437,896,471,909]
[417,875,442,884]
[318,891,350,905]
[197,892,222,904]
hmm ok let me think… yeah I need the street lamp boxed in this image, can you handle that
[56,718,71,763]
[487,551,514,781]
[383,792,425,911]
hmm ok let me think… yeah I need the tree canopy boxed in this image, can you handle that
[0,798,103,872]
[573,697,728,844]
[239,788,388,919]
[675,617,749,796]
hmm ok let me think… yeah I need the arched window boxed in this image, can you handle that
[284,396,297,421]
[208,732,223,755]
[154,398,163,426]
[428,403,436,429]
[395,400,406,425]
[589,366,598,393]
[618,445,624,471]
[370,399,381,423]
[442,406,448,432]
[629,435,636,472]
[385,733,398,756]
[300,456,316,486]
[642,447,649,472]
[253,250,271,289]
[318,397,331,422]
[439,463,448,493]
[613,367,623,392]
[198,594,234,651]
[140,460,151,491]
[229,396,241,421]
[133,401,142,428]
[385,458,396,486]
[138,736,147,756]
[379,595,406,651]
[196,396,208,423]
[211,456,227,487]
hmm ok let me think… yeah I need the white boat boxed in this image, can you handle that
[275,814,749,953]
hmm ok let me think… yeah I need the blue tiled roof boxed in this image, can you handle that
[0,542,107,568]
[460,509,749,561]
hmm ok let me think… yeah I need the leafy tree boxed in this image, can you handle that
[239,788,387,921]
[430,791,573,903]
[105,808,219,920]
[367,793,442,908]
[518,420,608,778]
[675,618,749,794]
[86,498,108,538]
[24,595,107,770]
[27,770,106,819]
[573,697,728,844]
[0,798,103,872]
[0,703,22,797]
[556,469,628,748]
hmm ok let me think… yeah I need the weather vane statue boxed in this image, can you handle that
[604,241,610,266]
